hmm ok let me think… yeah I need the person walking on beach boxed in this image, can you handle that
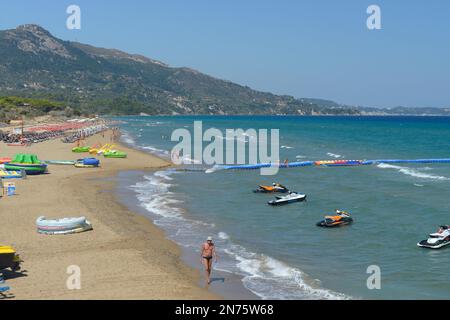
[201,236,218,285]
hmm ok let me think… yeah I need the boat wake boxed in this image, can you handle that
[205,165,225,174]
[377,163,449,181]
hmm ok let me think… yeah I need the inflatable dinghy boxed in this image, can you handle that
[36,216,93,235]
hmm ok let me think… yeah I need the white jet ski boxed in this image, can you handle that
[417,226,450,249]
[268,192,306,206]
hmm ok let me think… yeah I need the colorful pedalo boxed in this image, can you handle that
[4,154,47,175]
[103,150,127,158]
[72,146,91,153]
[75,157,100,168]
[0,170,22,179]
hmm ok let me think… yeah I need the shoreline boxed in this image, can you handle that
[114,170,260,300]
[0,130,218,299]
[111,114,450,118]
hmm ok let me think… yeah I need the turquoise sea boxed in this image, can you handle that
[114,115,450,299]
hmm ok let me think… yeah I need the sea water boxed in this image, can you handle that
[115,115,450,299]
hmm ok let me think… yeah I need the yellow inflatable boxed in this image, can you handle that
[89,144,115,155]
[0,246,21,271]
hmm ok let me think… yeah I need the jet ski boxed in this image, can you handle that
[254,183,289,193]
[417,226,450,249]
[316,210,353,227]
[268,192,306,206]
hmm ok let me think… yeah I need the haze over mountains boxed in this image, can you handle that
[0,24,448,117]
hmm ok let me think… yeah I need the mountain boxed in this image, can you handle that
[0,24,362,116]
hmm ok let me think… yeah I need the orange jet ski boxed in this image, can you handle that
[254,183,289,193]
[316,210,353,227]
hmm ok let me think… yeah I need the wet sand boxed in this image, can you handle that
[114,170,260,300]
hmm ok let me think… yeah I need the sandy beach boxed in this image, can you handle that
[0,130,218,299]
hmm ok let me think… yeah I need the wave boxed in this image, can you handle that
[223,243,350,300]
[377,163,449,180]
[128,170,350,300]
[173,153,203,165]
[120,128,171,160]
[144,121,169,127]
[141,145,170,156]
[214,135,250,143]
[327,153,342,158]
[218,231,230,240]
[120,131,136,145]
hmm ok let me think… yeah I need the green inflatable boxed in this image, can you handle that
[72,146,91,153]
[104,151,127,158]
[4,154,48,175]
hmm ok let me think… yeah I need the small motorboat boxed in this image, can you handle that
[417,226,450,249]
[254,183,289,193]
[317,210,353,227]
[36,216,93,235]
[268,192,306,206]
[0,246,22,272]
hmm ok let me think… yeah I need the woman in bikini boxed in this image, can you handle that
[200,236,218,285]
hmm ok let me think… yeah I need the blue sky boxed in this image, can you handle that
[1,0,449,108]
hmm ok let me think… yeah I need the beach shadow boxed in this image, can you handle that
[1,269,28,280]
[0,291,15,299]
[209,277,225,284]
